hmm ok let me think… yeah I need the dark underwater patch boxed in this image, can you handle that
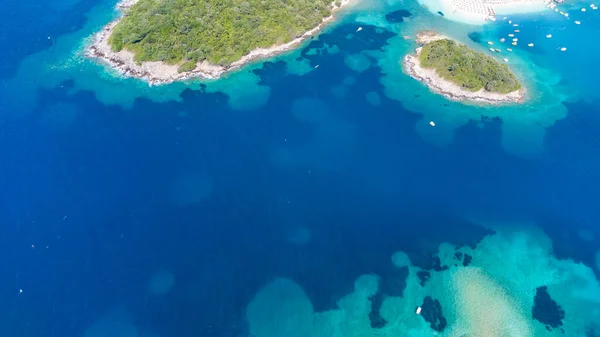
[468,32,483,44]
[535,214,600,281]
[420,296,447,332]
[417,270,431,287]
[368,266,409,329]
[431,256,449,271]
[310,24,396,55]
[532,286,565,331]
[385,10,412,23]
[368,291,388,328]
[462,253,472,266]
[252,60,288,86]
[379,265,409,297]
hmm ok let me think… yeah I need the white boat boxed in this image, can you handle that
[560,47,567,51]
[513,23,519,27]
[488,41,494,45]
[512,41,517,46]
[508,33,514,37]
[512,38,518,41]
[495,48,501,52]
[429,121,435,127]
[575,20,581,24]
[514,29,520,33]
[509,20,512,24]
[500,38,506,42]
[416,306,423,314]
[490,47,495,52]
[528,43,534,47]
[356,27,363,32]
[582,8,587,12]
[507,48,513,51]
[503,58,508,62]
[546,34,552,38]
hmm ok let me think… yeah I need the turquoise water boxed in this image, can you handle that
[4,0,593,155]
[1,0,600,336]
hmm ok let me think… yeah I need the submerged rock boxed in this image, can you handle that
[532,286,565,331]
[420,296,447,332]
[385,9,412,23]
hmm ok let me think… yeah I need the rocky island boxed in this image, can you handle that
[87,0,350,84]
[403,31,525,104]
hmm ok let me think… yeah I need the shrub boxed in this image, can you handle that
[419,39,521,94]
[108,0,334,65]
[178,60,197,73]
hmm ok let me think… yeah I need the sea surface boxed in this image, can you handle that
[1,0,600,336]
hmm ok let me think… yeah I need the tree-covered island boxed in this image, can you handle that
[403,31,525,104]
[87,0,349,84]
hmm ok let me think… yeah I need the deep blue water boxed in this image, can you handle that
[1,0,600,336]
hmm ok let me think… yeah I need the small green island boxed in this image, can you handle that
[87,0,349,83]
[403,31,525,104]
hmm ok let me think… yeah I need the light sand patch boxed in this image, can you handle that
[365,91,381,106]
[578,229,594,242]
[286,226,312,245]
[344,53,371,72]
[246,278,314,337]
[391,251,411,268]
[84,307,140,337]
[147,270,176,295]
[245,222,600,336]
[448,267,534,337]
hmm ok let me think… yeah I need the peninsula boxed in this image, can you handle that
[403,31,525,104]
[87,0,350,84]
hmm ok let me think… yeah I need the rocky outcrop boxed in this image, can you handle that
[403,32,525,105]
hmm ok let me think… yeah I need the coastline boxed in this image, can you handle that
[403,31,525,105]
[86,0,351,85]
[417,0,550,25]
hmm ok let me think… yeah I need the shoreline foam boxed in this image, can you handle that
[85,0,351,85]
[403,31,525,105]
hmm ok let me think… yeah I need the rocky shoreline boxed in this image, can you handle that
[403,31,525,105]
[85,0,351,85]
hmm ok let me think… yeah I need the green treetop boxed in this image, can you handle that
[108,0,334,71]
[419,39,521,94]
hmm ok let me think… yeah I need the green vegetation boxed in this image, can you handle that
[108,0,334,67]
[419,39,521,94]
[178,60,196,73]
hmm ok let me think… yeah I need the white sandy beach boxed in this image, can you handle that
[403,32,525,105]
[86,0,352,85]
[417,0,550,24]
